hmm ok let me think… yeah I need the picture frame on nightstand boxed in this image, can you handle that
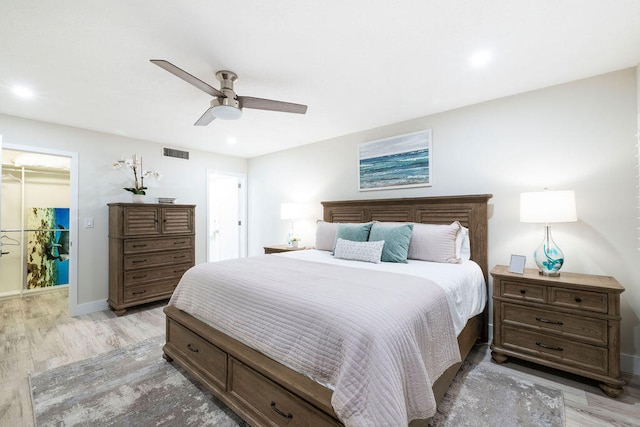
[508,254,526,274]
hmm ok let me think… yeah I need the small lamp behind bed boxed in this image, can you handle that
[281,202,303,246]
[520,189,577,276]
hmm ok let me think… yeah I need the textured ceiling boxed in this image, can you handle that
[1,0,639,158]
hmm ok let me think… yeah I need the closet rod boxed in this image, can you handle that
[1,165,70,176]
[1,228,69,232]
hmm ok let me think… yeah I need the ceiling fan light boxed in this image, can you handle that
[211,104,242,120]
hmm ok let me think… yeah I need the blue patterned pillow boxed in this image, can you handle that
[333,238,384,264]
[368,223,414,263]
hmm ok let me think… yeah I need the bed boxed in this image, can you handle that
[162,194,492,426]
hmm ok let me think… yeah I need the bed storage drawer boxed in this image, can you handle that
[229,357,340,427]
[166,318,227,392]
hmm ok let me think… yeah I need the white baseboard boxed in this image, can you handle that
[70,299,109,317]
[487,323,639,376]
[621,352,640,376]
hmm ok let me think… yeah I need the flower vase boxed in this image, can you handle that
[291,241,299,248]
[131,194,145,203]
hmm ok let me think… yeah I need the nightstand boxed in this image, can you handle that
[263,244,307,254]
[490,265,625,397]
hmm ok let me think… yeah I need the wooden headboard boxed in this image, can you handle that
[321,194,493,284]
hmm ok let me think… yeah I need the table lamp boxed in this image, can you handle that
[520,189,577,276]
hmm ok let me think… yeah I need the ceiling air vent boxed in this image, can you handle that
[163,147,189,160]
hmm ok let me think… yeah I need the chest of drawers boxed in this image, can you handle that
[108,203,195,315]
[490,265,625,397]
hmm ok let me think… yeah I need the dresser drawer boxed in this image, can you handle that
[123,279,178,303]
[124,236,193,254]
[502,326,608,374]
[501,280,547,303]
[501,302,607,346]
[551,288,608,313]
[123,263,191,286]
[229,358,339,427]
[167,319,227,392]
[124,249,193,270]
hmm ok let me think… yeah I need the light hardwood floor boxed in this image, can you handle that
[1,288,638,426]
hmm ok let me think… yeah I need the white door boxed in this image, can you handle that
[207,171,247,262]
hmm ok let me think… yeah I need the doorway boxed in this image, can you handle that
[207,170,247,262]
[0,140,78,315]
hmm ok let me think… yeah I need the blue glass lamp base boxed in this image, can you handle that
[534,225,564,276]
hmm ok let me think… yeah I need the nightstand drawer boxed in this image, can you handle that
[502,326,608,374]
[501,280,546,303]
[551,288,608,313]
[501,302,607,345]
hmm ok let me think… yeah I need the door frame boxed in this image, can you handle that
[206,169,247,261]
[0,142,79,315]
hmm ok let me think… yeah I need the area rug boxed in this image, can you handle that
[29,336,247,426]
[31,337,564,427]
[431,360,565,426]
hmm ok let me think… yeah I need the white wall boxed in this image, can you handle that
[248,68,640,372]
[0,114,247,306]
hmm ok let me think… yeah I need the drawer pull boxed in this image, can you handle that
[535,317,563,326]
[132,275,148,279]
[575,297,582,303]
[270,402,293,419]
[174,241,186,244]
[520,289,526,295]
[132,290,147,295]
[132,259,147,264]
[132,244,148,248]
[187,343,199,353]
[174,255,186,259]
[536,342,563,352]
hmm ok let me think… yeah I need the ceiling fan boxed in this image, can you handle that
[150,59,308,125]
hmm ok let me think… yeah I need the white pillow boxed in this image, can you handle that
[333,238,384,264]
[456,225,471,260]
[315,221,339,251]
[407,221,462,263]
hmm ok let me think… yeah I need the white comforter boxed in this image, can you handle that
[169,253,484,426]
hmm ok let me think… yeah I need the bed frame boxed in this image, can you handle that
[163,194,492,427]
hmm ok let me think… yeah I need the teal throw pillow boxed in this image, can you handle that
[368,223,414,263]
[333,222,373,252]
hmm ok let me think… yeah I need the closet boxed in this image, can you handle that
[0,149,71,297]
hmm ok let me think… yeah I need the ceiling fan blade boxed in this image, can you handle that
[239,96,308,114]
[194,107,216,126]
[150,59,224,98]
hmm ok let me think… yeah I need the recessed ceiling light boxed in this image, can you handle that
[227,137,237,145]
[469,50,492,68]
[12,85,35,99]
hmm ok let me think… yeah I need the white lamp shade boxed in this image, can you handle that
[520,190,577,223]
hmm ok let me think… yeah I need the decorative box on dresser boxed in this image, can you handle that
[108,203,195,316]
[490,265,625,397]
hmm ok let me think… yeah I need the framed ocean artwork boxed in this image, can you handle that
[358,129,432,191]
[26,207,70,288]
